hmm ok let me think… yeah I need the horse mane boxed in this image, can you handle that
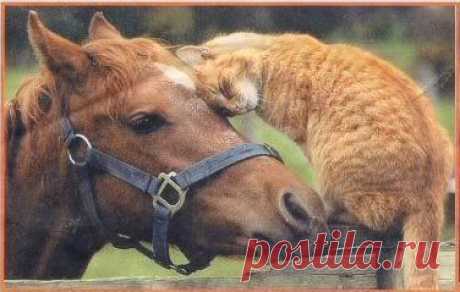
[11,37,181,132]
[11,70,57,130]
[83,37,181,95]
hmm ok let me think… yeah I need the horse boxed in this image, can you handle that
[5,11,327,279]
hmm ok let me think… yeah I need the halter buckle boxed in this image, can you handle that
[153,172,187,216]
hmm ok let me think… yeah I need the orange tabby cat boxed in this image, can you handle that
[176,32,453,289]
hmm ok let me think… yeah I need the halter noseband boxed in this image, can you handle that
[61,97,283,275]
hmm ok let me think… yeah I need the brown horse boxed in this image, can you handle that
[5,12,327,279]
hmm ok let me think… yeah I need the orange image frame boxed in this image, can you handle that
[0,2,458,291]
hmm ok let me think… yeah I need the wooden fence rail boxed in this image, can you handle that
[6,225,455,290]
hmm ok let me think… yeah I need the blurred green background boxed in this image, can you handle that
[6,6,455,279]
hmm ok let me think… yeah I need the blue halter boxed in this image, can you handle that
[62,106,283,274]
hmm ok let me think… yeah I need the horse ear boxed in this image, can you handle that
[28,11,89,81]
[89,12,122,41]
[176,46,213,66]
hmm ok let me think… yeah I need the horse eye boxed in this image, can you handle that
[129,114,167,134]
[38,94,52,112]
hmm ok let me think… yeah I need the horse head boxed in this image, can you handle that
[7,12,327,279]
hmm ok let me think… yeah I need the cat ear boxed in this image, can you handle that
[88,12,122,41]
[176,46,213,66]
[28,11,89,81]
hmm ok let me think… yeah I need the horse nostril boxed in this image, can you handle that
[280,192,312,230]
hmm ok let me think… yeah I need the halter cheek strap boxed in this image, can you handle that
[63,115,283,274]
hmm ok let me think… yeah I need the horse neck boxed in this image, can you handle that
[7,117,105,279]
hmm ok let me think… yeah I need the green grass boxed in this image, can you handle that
[7,67,455,278]
[231,113,316,185]
[5,67,38,98]
[437,99,455,139]
[84,244,244,279]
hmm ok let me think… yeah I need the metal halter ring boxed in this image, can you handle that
[67,134,93,166]
[153,172,188,215]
